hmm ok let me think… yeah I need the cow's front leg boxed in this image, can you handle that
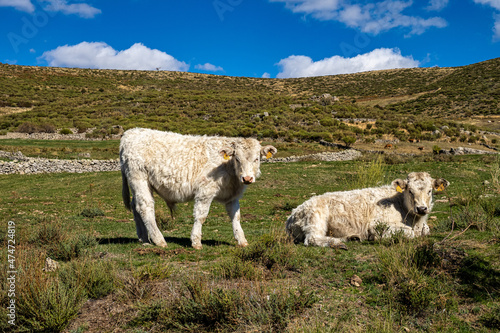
[191,198,212,249]
[226,200,248,247]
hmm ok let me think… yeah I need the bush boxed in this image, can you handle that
[16,251,86,332]
[376,240,450,316]
[80,207,105,218]
[233,230,300,274]
[59,128,73,135]
[149,279,317,332]
[17,122,39,134]
[39,123,56,133]
[59,260,117,299]
[354,155,386,189]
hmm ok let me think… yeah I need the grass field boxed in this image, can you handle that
[1,145,499,332]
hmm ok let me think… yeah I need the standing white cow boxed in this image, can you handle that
[120,128,277,249]
[286,172,449,248]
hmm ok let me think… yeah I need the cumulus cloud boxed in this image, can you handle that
[474,0,500,39]
[276,48,419,78]
[270,0,447,35]
[262,72,271,78]
[41,0,101,18]
[426,0,449,11]
[40,42,190,71]
[0,0,35,12]
[0,0,101,17]
[195,63,224,72]
[474,0,500,11]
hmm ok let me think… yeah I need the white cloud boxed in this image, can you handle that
[474,0,500,39]
[474,0,500,11]
[0,0,101,17]
[494,13,500,39]
[276,48,419,78]
[40,42,190,71]
[195,63,224,72]
[41,0,101,18]
[0,0,35,12]
[426,0,449,11]
[262,72,271,78]
[270,0,447,35]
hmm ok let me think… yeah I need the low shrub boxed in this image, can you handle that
[33,226,98,262]
[59,128,73,135]
[80,207,105,218]
[59,260,117,299]
[376,240,452,316]
[148,278,317,332]
[353,155,386,189]
[15,250,86,332]
[233,230,300,275]
[212,256,263,280]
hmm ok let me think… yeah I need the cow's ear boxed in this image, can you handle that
[220,146,234,161]
[433,178,450,192]
[392,179,407,193]
[261,145,277,159]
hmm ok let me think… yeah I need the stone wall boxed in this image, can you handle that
[0,150,363,175]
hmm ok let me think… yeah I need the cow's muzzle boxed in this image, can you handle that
[242,176,254,184]
[416,206,428,215]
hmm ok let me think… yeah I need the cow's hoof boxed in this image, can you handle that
[142,243,153,246]
[330,242,348,250]
[157,242,168,248]
[237,242,249,248]
[192,244,203,250]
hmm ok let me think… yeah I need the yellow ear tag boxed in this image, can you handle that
[223,153,230,161]
[266,151,273,159]
[396,185,403,193]
[437,184,445,192]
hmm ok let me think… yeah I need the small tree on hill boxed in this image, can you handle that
[341,136,356,148]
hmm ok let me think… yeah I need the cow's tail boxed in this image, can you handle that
[121,168,132,211]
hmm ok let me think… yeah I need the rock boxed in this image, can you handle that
[350,274,362,287]
[43,257,59,272]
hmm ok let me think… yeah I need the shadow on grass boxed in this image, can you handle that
[456,255,500,301]
[97,236,231,248]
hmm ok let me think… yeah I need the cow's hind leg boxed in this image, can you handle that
[302,211,347,249]
[304,234,347,249]
[130,179,167,247]
[131,197,148,243]
[191,198,213,249]
[226,200,248,247]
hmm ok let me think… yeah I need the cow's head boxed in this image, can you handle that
[220,139,277,185]
[392,172,449,216]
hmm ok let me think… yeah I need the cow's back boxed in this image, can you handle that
[120,128,240,203]
[288,185,404,240]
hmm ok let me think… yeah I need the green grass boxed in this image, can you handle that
[0,152,499,332]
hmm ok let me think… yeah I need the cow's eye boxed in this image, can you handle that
[254,158,259,163]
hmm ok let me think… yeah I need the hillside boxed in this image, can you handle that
[0,58,499,143]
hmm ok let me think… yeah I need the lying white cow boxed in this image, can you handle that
[286,172,449,248]
[120,128,277,249]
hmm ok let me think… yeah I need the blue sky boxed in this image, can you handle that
[1,0,499,78]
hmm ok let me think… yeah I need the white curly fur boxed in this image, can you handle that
[286,172,449,248]
[120,128,277,249]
